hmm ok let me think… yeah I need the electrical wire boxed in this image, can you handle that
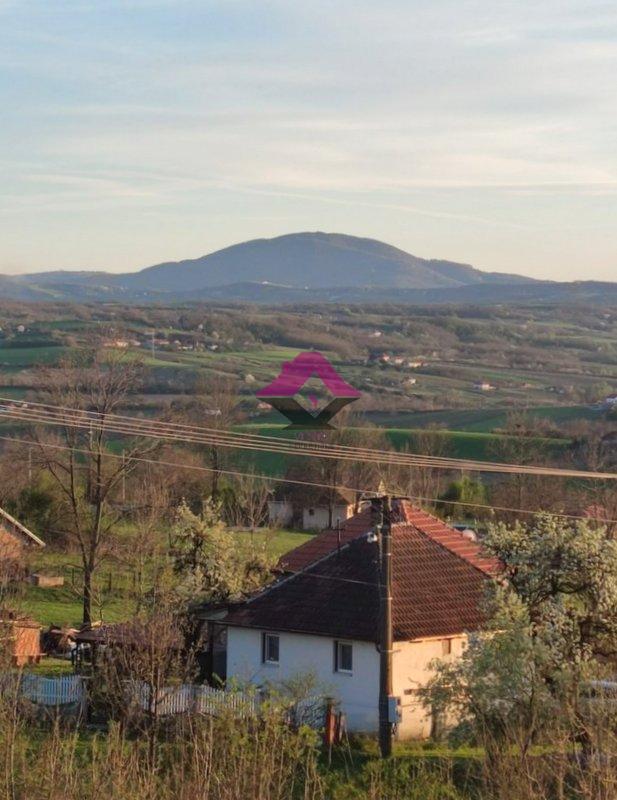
[1,397,616,481]
[0,434,374,497]
[3,402,615,479]
[0,433,614,525]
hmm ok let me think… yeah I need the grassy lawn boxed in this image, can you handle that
[20,528,314,628]
[21,584,133,629]
[28,657,74,677]
[236,528,313,559]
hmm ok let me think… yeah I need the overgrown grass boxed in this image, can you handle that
[21,584,132,628]
[0,344,69,367]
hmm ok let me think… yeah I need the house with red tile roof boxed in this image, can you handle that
[210,500,498,739]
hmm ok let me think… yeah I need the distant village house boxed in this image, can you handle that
[268,485,357,531]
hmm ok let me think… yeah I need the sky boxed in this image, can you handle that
[1,1,616,281]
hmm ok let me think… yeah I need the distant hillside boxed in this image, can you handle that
[0,275,54,302]
[1,231,615,305]
[122,232,536,292]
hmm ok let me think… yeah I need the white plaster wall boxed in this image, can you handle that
[226,627,380,732]
[302,504,350,531]
[392,635,467,739]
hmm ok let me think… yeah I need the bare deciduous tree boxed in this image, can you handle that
[290,411,387,527]
[571,425,617,536]
[224,473,272,532]
[171,374,240,501]
[381,426,451,509]
[114,472,170,613]
[31,350,155,625]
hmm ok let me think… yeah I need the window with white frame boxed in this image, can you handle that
[334,640,353,673]
[262,633,280,665]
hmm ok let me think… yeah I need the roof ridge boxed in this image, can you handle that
[0,506,45,547]
[396,500,497,576]
[223,517,491,642]
[277,506,373,571]
[396,524,495,578]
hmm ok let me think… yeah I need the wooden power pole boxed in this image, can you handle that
[377,494,394,758]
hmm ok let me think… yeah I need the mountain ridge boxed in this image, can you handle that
[123,232,538,291]
[0,232,613,305]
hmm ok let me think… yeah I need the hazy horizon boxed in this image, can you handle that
[1,1,616,281]
[0,230,572,281]
[0,229,613,283]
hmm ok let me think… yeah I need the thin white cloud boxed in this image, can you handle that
[0,0,616,278]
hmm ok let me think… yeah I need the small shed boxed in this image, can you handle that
[0,611,43,666]
[268,484,356,531]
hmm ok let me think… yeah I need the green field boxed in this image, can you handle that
[0,344,69,369]
[237,423,571,470]
[20,529,314,628]
[366,404,602,433]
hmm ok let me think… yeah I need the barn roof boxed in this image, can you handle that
[271,483,356,508]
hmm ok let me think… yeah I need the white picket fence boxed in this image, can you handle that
[127,680,257,718]
[18,674,86,707]
[1,673,324,727]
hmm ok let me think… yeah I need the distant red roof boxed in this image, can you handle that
[224,502,498,642]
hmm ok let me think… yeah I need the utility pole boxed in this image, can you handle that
[377,494,394,758]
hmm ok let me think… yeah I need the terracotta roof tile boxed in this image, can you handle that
[278,507,373,572]
[224,518,493,642]
[226,537,380,641]
[395,500,500,576]
[278,500,500,578]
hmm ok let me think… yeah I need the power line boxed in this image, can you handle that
[1,397,616,481]
[0,433,614,525]
[3,402,615,480]
[0,434,373,497]
[400,493,617,525]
